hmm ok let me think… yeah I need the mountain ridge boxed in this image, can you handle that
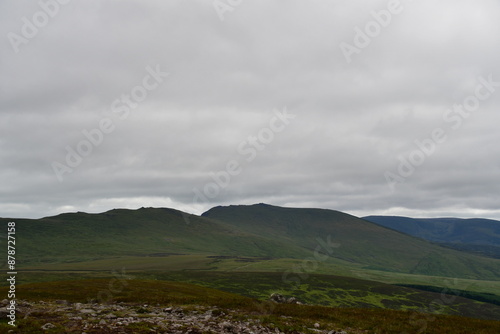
[363,215,500,258]
[362,215,500,245]
[2,203,500,280]
[202,204,500,279]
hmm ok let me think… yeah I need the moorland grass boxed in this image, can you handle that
[0,279,499,334]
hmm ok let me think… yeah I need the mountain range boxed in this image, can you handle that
[3,203,500,280]
[363,215,500,258]
[3,203,500,326]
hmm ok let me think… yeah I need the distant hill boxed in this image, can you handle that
[0,207,310,265]
[363,216,500,258]
[202,204,500,279]
[2,204,500,280]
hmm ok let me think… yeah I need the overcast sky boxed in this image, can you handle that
[1,0,500,220]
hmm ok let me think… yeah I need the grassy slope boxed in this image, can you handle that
[363,216,500,245]
[14,253,500,298]
[364,215,500,258]
[1,279,499,334]
[203,204,500,279]
[4,204,500,280]
[128,271,500,320]
[3,204,500,326]
[0,207,309,265]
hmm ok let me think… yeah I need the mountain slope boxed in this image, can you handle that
[362,216,500,246]
[3,204,500,280]
[363,216,500,258]
[0,207,310,265]
[202,204,500,279]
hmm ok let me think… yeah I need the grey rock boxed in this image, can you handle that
[79,309,95,314]
[41,323,56,330]
[269,293,286,303]
[0,307,10,316]
[7,299,349,334]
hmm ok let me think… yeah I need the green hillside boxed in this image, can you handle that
[3,203,500,280]
[364,215,500,258]
[363,216,500,246]
[202,204,500,279]
[0,207,309,266]
[3,204,500,326]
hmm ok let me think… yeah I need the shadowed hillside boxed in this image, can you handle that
[364,216,500,258]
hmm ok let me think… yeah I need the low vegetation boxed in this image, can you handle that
[1,279,500,334]
[2,204,500,331]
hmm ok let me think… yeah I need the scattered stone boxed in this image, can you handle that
[270,293,286,303]
[17,301,32,308]
[220,321,234,330]
[9,299,348,334]
[0,307,10,317]
[79,309,95,314]
[41,323,56,330]
[270,293,303,304]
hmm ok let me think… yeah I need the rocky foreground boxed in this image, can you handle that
[1,299,355,334]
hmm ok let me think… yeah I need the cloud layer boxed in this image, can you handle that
[1,0,500,219]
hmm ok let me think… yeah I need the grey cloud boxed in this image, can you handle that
[1,0,499,220]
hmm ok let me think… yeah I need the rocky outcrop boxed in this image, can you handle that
[9,299,354,333]
[269,293,303,304]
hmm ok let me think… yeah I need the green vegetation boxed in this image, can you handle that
[130,271,500,320]
[4,204,500,280]
[396,284,500,306]
[0,207,309,267]
[437,242,500,259]
[8,270,500,321]
[203,204,500,279]
[1,279,499,334]
[2,203,500,330]
[363,216,500,246]
[18,252,500,298]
